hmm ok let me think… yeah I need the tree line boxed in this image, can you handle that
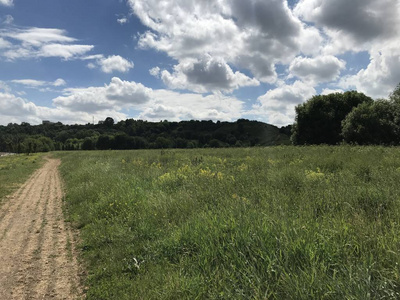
[0,119,290,154]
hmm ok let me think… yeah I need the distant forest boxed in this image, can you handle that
[0,118,292,153]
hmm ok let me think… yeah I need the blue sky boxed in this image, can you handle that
[0,0,399,126]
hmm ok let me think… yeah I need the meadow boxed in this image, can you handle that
[0,153,44,201]
[56,146,400,299]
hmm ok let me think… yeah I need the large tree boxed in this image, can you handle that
[342,83,400,145]
[291,91,373,145]
[342,100,399,145]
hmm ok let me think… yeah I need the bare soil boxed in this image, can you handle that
[0,158,84,299]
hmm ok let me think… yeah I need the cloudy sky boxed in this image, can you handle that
[0,0,399,126]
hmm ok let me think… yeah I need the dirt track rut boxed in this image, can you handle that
[0,158,83,299]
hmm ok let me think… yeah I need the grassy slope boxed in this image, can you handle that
[0,153,45,203]
[57,147,400,299]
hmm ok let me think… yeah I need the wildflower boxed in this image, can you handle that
[305,168,324,181]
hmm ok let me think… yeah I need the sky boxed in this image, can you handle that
[0,0,399,127]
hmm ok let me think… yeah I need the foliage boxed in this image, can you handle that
[57,147,400,299]
[389,82,400,102]
[342,99,400,145]
[292,91,373,145]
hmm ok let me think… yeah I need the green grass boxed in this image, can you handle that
[0,153,45,202]
[56,146,400,299]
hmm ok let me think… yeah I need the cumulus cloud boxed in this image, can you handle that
[251,81,316,126]
[0,27,94,60]
[53,77,152,113]
[161,56,259,93]
[294,0,400,54]
[338,40,400,99]
[140,90,244,121]
[98,55,134,73]
[289,55,346,84]
[128,0,317,86]
[53,78,66,86]
[0,91,126,125]
[292,0,400,106]
[83,55,134,73]
[0,0,13,7]
[0,92,37,120]
[149,67,160,77]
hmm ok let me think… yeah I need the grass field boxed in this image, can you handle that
[0,153,44,202]
[57,146,400,299]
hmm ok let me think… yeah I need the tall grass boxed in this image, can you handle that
[0,153,44,202]
[57,146,400,299]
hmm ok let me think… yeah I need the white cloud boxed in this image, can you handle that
[140,90,244,122]
[294,0,400,54]
[98,55,134,73]
[11,78,67,88]
[128,0,317,86]
[321,88,344,95]
[338,40,400,99]
[53,77,152,113]
[0,27,94,60]
[149,66,160,77]
[12,79,47,87]
[53,78,66,86]
[3,28,76,47]
[251,81,316,126]
[293,0,400,103]
[0,37,12,49]
[87,62,96,69]
[0,91,126,125]
[117,17,128,25]
[39,44,94,60]
[289,55,346,84]
[0,0,13,7]
[83,55,134,73]
[0,92,37,120]
[161,56,259,93]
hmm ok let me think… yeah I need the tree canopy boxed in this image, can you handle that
[291,91,373,145]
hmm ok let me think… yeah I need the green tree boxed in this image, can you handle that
[96,135,114,150]
[291,91,373,145]
[82,137,97,150]
[342,83,400,145]
[390,82,400,102]
[342,100,399,145]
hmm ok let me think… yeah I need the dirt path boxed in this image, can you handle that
[0,158,84,299]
